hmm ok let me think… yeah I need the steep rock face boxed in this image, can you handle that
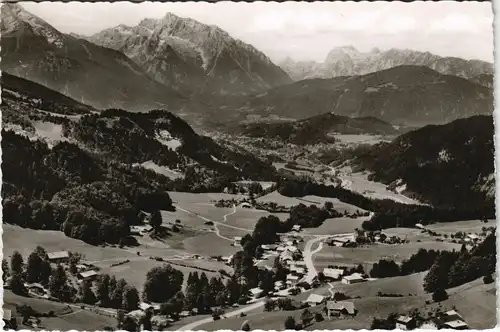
[0,4,187,112]
[87,13,292,95]
[351,115,495,208]
[231,65,493,126]
[280,46,493,81]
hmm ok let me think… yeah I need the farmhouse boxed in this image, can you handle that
[292,225,302,232]
[326,301,356,318]
[250,287,264,298]
[239,202,253,209]
[261,244,277,251]
[323,268,344,280]
[274,281,285,290]
[78,270,98,281]
[26,283,47,297]
[395,315,416,330]
[290,266,305,276]
[286,275,299,285]
[47,251,69,263]
[127,309,146,321]
[304,293,326,306]
[342,273,365,284]
[233,236,242,246]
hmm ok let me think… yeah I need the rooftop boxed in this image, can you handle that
[326,301,356,314]
[47,251,69,260]
[396,315,414,324]
[305,293,326,304]
[79,270,98,278]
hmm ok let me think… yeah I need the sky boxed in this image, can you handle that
[22,1,494,63]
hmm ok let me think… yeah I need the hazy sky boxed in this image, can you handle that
[22,1,494,63]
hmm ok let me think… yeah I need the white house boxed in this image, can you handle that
[341,273,365,284]
[292,225,302,232]
[323,268,344,280]
[304,294,326,306]
[233,236,242,246]
[415,223,425,229]
[395,315,416,330]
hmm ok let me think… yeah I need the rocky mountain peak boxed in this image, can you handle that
[1,3,64,47]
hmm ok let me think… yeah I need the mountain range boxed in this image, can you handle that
[85,12,291,96]
[280,46,494,81]
[226,65,493,126]
[0,3,191,113]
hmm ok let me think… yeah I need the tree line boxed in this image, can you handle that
[276,178,494,230]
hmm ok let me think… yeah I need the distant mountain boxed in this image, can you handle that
[238,113,398,145]
[231,65,493,126]
[86,13,291,96]
[280,46,494,81]
[0,4,188,112]
[350,115,495,208]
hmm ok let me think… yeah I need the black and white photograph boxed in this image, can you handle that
[0,0,496,331]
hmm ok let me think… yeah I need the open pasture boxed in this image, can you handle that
[425,219,496,234]
[3,224,140,263]
[301,217,366,236]
[94,257,229,292]
[4,290,116,331]
[183,232,240,257]
[313,240,462,270]
[257,191,366,214]
[223,207,288,230]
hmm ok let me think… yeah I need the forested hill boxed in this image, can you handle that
[2,74,277,246]
[350,115,495,209]
[238,113,398,145]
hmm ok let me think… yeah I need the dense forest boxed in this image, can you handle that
[351,115,495,208]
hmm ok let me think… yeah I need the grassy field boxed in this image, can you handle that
[4,290,116,331]
[94,258,229,291]
[223,208,288,230]
[425,219,496,234]
[3,224,143,263]
[183,232,240,257]
[257,191,366,214]
[301,217,366,235]
[313,241,462,271]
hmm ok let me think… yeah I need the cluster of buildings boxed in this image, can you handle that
[397,310,469,330]
[322,268,366,284]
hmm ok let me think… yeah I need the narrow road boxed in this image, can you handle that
[176,300,266,331]
[301,235,329,283]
